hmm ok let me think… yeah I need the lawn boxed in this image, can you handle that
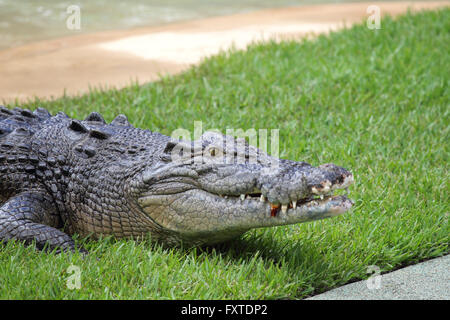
[0,8,448,299]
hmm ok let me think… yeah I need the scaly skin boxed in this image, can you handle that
[0,106,354,251]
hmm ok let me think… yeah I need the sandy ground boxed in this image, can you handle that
[1,1,448,103]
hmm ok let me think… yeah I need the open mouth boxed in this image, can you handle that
[138,172,354,221]
[212,172,354,217]
[217,192,353,217]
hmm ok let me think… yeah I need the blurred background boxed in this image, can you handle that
[0,0,423,50]
[0,0,446,102]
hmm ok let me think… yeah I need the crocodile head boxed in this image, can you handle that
[135,131,354,246]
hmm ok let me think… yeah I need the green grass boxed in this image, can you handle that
[1,8,449,299]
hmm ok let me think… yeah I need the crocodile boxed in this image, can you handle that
[0,106,354,252]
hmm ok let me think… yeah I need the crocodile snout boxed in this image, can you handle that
[310,163,354,195]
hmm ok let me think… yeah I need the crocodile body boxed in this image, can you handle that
[0,106,354,252]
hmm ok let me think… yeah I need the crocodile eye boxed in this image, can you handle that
[209,148,218,157]
[206,146,223,159]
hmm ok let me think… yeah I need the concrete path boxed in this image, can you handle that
[307,254,449,300]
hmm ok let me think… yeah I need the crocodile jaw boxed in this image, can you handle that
[138,189,353,245]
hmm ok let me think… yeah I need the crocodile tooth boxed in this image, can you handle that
[240,194,245,201]
[260,195,265,202]
[292,201,296,209]
[281,204,288,213]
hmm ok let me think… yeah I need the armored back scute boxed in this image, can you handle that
[0,106,51,139]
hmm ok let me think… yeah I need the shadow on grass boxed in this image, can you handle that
[76,229,320,272]
[198,230,324,274]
